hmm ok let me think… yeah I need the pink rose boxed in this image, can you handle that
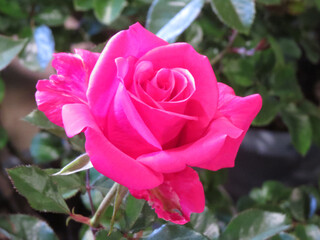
[36,23,262,224]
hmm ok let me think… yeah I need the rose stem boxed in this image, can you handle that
[86,169,95,215]
[210,30,238,65]
[90,182,119,228]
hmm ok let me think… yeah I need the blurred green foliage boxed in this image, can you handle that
[1,0,320,239]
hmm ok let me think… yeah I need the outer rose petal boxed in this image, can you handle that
[197,83,262,170]
[137,117,243,173]
[36,50,99,126]
[130,167,204,224]
[61,103,163,190]
[88,23,167,133]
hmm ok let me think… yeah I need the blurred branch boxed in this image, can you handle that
[210,30,238,65]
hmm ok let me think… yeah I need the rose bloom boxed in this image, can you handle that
[36,23,262,224]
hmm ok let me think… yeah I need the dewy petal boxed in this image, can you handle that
[85,127,163,190]
[130,167,204,224]
[87,23,167,132]
[137,117,243,173]
[137,43,218,143]
[36,50,99,126]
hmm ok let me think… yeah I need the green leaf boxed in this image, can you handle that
[294,224,320,240]
[0,77,4,103]
[126,203,157,232]
[252,94,280,126]
[146,224,208,240]
[123,195,145,231]
[223,57,255,87]
[0,0,28,19]
[190,207,220,239]
[289,188,308,222]
[74,0,93,11]
[147,0,205,42]
[315,0,320,10]
[249,181,291,205]
[210,0,255,34]
[279,39,301,60]
[281,104,312,155]
[24,110,65,137]
[311,116,320,147]
[45,169,84,199]
[0,214,58,240]
[0,127,8,149]
[30,132,65,164]
[53,154,93,176]
[219,209,292,240]
[271,232,298,240]
[270,65,303,101]
[0,35,27,71]
[35,8,67,27]
[7,166,70,213]
[96,230,124,240]
[268,36,285,67]
[93,0,126,25]
[256,0,281,5]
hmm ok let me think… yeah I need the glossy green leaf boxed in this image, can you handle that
[219,209,292,240]
[0,77,4,103]
[0,214,58,240]
[123,195,145,231]
[0,35,27,71]
[249,181,291,205]
[271,232,298,240]
[256,0,281,5]
[281,104,312,155]
[190,207,220,239]
[294,224,320,240]
[93,0,126,25]
[210,0,255,34]
[7,166,70,213]
[74,0,93,11]
[148,0,205,42]
[53,154,93,176]
[0,127,8,149]
[147,0,191,34]
[146,224,208,240]
[24,110,65,137]
[30,132,65,164]
[126,203,157,232]
[289,188,308,222]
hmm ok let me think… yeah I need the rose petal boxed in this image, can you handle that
[105,82,162,157]
[130,167,204,224]
[88,23,167,132]
[196,83,262,170]
[137,43,218,143]
[85,127,163,190]
[137,116,243,173]
[36,50,99,126]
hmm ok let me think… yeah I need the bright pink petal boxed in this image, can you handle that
[196,83,262,170]
[130,167,204,224]
[87,23,168,131]
[137,43,219,144]
[137,117,243,173]
[36,50,99,126]
[85,127,163,190]
[62,103,98,138]
[105,82,162,158]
